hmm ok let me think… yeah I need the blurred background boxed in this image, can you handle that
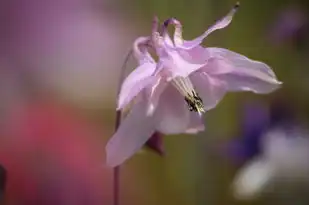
[0,0,309,204]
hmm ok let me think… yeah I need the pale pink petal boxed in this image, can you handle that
[154,85,202,134]
[106,99,156,167]
[145,77,168,116]
[179,45,211,64]
[185,112,205,134]
[179,4,239,50]
[161,48,205,78]
[154,85,189,134]
[206,48,277,77]
[133,36,154,64]
[139,52,156,64]
[215,74,281,94]
[190,72,227,111]
[117,62,156,110]
[153,60,165,76]
[206,48,282,94]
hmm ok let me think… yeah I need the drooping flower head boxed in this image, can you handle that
[106,3,282,167]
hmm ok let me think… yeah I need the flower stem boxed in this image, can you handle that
[0,165,6,204]
[112,50,133,205]
[113,110,121,205]
[113,166,120,205]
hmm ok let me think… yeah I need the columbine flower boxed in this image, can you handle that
[106,3,282,167]
[106,35,205,167]
[160,2,282,111]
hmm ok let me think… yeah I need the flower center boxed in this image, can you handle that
[171,77,205,114]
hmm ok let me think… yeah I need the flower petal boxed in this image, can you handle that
[190,72,227,111]
[185,112,205,134]
[117,62,156,110]
[106,99,156,167]
[179,45,211,64]
[161,48,205,78]
[154,85,196,134]
[179,4,239,50]
[206,48,282,94]
[206,48,276,77]
[145,76,168,116]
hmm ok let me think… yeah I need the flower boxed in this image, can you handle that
[106,36,205,167]
[232,126,309,200]
[106,3,282,167]
[222,97,296,165]
[160,2,282,112]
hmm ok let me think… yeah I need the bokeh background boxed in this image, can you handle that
[0,0,309,204]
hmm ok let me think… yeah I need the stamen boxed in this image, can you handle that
[171,77,205,114]
[185,92,205,115]
[171,76,192,96]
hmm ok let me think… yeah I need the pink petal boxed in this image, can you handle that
[179,45,211,64]
[161,48,205,78]
[154,85,202,134]
[206,48,277,77]
[185,112,205,134]
[117,62,156,110]
[206,48,282,94]
[190,72,227,111]
[106,99,156,167]
[179,4,239,50]
[145,77,168,116]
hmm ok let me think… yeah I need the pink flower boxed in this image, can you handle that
[106,36,205,167]
[106,4,282,167]
[161,2,282,110]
